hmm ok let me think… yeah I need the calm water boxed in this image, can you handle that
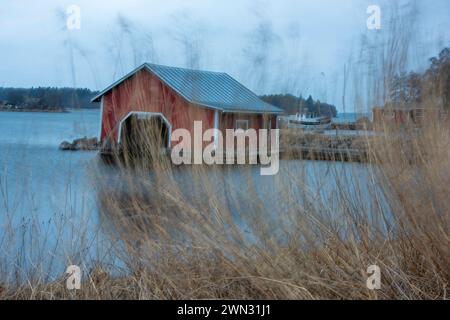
[0,110,110,282]
[0,110,382,283]
[332,112,371,124]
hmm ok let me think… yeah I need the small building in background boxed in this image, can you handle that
[372,106,442,127]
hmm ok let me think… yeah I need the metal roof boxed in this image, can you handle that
[92,63,282,114]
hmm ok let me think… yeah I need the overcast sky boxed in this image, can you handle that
[1,0,449,111]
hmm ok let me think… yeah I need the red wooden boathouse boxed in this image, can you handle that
[92,63,283,151]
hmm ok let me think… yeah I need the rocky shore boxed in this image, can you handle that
[59,137,100,151]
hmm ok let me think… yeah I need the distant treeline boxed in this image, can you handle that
[260,94,338,117]
[0,87,100,110]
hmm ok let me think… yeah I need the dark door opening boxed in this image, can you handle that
[120,114,170,160]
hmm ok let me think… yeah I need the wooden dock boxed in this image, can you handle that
[99,129,373,164]
[280,146,367,162]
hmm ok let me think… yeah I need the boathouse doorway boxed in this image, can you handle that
[118,112,171,159]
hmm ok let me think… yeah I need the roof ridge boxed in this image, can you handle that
[145,63,227,76]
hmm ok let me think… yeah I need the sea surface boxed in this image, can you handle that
[332,112,371,124]
[0,110,382,282]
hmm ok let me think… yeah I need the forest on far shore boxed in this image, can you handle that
[260,94,338,117]
[0,86,338,117]
[0,87,99,111]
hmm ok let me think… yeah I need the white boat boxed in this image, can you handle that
[283,113,332,131]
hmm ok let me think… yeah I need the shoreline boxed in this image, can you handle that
[0,109,69,113]
[0,108,100,113]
